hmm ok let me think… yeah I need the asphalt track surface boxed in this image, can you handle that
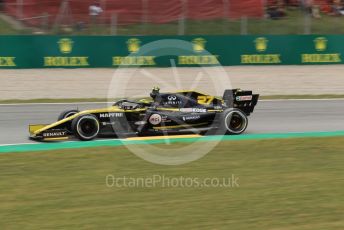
[0,100,344,145]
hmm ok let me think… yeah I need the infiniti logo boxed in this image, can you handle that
[168,95,177,101]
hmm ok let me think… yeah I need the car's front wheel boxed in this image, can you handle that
[57,109,80,121]
[58,109,79,133]
[72,114,100,141]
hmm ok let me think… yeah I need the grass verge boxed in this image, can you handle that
[1,95,344,104]
[0,137,343,229]
[0,17,18,34]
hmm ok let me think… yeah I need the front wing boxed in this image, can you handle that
[29,124,69,141]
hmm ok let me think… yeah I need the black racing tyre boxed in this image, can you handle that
[58,109,80,134]
[57,109,79,121]
[221,108,248,135]
[71,114,100,141]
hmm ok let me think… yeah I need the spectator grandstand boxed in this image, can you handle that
[4,0,264,27]
[0,0,344,35]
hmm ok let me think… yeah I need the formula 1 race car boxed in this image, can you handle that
[29,87,259,141]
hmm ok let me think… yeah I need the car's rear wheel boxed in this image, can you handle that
[221,109,248,134]
[72,114,100,141]
[58,109,79,133]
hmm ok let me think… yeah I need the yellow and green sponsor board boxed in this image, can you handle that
[0,35,343,68]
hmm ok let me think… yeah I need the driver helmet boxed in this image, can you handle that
[150,86,160,99]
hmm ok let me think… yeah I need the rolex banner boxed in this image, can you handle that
[0,35,343,68]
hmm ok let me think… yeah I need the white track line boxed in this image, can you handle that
[0,142,37,146]
[0,138,125,147]
[1,98,344,106]
[0,102,110,106]
[261,98,344,102]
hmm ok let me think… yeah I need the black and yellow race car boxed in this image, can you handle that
[29,87,259,141]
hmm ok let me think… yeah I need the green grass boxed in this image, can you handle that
[0,17,32,35]
[0,18,18,34]
[1,94,344,104]
[0,137,343,229]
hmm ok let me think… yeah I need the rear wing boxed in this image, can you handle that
[223,89,259,116]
